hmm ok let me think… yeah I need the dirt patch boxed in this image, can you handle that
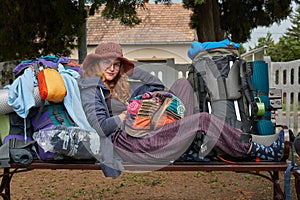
[10,166,298,200]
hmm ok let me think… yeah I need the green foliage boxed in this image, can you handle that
[90,0,171,26]
[253,32,275,49]
[248,6,300,62]
[183,0,296,43]
[268,38,300,61]
[0,61,16,87]
[267,6,300,61]
[194,0,206,4]
[238,44,246,55]
[221,0,293,42]
[100,1,142,27]
[0,0,173,62]
[0,0,298,62]
[0,0,86,62]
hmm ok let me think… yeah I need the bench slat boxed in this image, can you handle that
[9,161,288,172]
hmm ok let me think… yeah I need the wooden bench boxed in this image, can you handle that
[0,65,296,199]
[0,137,296,200]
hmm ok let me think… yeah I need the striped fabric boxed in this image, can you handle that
[125,92,185,138]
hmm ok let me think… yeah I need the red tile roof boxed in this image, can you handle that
[87,3,195,45]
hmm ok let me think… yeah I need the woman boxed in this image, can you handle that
[78,42,284,168]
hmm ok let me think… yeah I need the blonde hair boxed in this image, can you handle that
[83,60,102,78]
[83,59,131,104]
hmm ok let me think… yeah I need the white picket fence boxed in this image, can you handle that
[265,57,300,134]
[137,56,300,135]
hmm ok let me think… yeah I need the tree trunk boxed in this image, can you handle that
[78,20,87,64]
[195,0,225,42]
[78,0,87,64]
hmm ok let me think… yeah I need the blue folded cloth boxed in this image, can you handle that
[8,68,36,118]
[188,39,240,60]
[57,64,94,132]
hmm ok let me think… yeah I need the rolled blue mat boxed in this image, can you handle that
[251,61,269,94]
[263,111,272,118]
[256,120,275,135]
[250,61,274,135]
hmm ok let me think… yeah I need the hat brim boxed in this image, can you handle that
[119,56,134,74]
[94,51,134,73]
[82,53,134,74]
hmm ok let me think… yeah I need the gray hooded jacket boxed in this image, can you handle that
[78,76,124,177]
[77,66,164,176]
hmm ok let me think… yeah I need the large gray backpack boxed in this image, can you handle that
[187,48,257,133]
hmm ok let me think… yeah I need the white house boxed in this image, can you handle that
[71,3,196,64]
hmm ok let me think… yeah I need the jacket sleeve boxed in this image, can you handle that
[129,67,165,88]
[129,67,165,98]
[79,79,123,136]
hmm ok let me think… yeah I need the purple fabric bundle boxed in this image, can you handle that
[13,56,72,75]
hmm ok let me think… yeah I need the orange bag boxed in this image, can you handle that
[37,68,67,102]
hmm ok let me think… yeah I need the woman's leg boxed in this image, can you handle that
[113,111,252,163]
[113,110,284,163]
[168,79,285,161]
[249,131,284,161]
[197,112,251,158]
[168,79,252,158]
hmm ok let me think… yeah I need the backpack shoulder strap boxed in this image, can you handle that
[239,60,258,128]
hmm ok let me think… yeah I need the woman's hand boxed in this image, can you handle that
[119,111,127,122]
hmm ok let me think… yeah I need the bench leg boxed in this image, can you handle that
[272,171,285,200]
[240,171,285,200]
[0,168,12,200]
[293,170,300,200]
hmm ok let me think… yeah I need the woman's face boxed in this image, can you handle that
[99,58,121,81]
